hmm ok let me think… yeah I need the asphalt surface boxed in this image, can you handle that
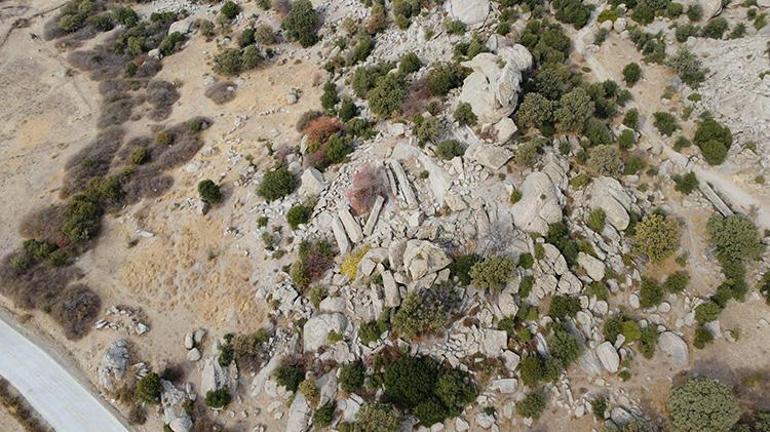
[0,318,129,432]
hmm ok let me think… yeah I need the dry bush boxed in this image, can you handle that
[0,258,81,311]
[150,122,207,170]
[50,284,101,340]
[204,81,238,105]
[116,135,154,167]
[62,126,125,197]
[347,164,388,215]
[99,79,135,100]
[303,116,342,146]
[123,169,174,204]
[19,205,69,246]
[146,80,180,121]
[68,49,127,81]
[98,98,136,128]
[296,110,323,132]
[401,78,439,118]
[133,56,163,79]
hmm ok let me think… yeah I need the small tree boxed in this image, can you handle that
[135,372,163,404]
[281,0,319,47]
[205,388,231,408]
[339,361,366,393]
[555,88,594,133]
[469,255,516,293]
[517,391,547,419]
[667,377,740,432]
[622,62,642,86]
[367,73,407,118]
[355,403,403,432]
[258,165,298,201]
[694,118,732,165]
[516,92,554,130]
[454,102,477,126]
[220,1,240,20]
[634,213,680,261]
[587,145,623,177]
[707,214,763,261]
[198,179,222,204]
[653,112,679,136]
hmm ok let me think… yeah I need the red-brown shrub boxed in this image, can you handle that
[347,164,388,215]
[303,116,342,148]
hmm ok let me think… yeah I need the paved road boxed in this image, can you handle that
[0,318,129,432]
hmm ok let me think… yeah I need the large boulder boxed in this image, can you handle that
[303,313,348,352]
[588,177,633,230]
[402,240,451,280]
[162,380,192,432]
[511,171,562,234]
[201,356,229,394]
[285,392,312,432]
[596,341,620,373]
[464,143,513,170]
[658,331,689,368]
[97,339,129,391]
[446,0,490,27]
[459,45,533,124]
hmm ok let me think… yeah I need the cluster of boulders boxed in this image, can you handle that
[94,305,150,336]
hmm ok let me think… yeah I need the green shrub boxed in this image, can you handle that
[399,52,421,74]
[639,277,664,308]
[617,129,635,150]
[413,115,440,144]
[517,391,547,419]
[313,401,335,427]
[695,300,722,324]
[667,377,739,432]
[339,361,366,393]
[449,254,482,286]
[694,325,715,349]
[554,0,592,28]
[434,369,477,416]
[197,179,222,204]
[445,19,466,34]
[693,118,732,165]
[555,88,595,133]
[469,255,516,293]
[634,213,680,262]
[663,271,690,293]
[707,214,763,262]
[653,112,679,136]
[673,172,698,194]
[321,81,339,111]
[287,203,313,229]
[548,324,582,366]
[367,73,407,118]
[516,93,554,130]
[667,2,684,17]
[454,102,477,126]
[549,295,581,320]
[392,283,460,339]
[436,140,465,160]
[213,48,244,76]
[258,165,298,201]
[383,356,439,408]
[667,48,706,88]
[702,17,729,38]
[354,403,403,432]
[205,388,231,408]
[622,63,642,86]
[159,31,185,56]
[135,372,162,404]
[274,363,305,392]
[220,1,240,20]
[623,109,640,129]
[281,0,319,47]
[638,325,658,359]
[587,145,623,177]
[359,314,389,345]
[426,62,468,96]
[62,194,103,243]
[587,208,607,232]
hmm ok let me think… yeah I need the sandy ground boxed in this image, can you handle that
[0,1,322,429]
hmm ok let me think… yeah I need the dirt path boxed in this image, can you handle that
[572,14,770,230]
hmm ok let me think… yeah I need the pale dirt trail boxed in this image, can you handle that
[572,13,770,230]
